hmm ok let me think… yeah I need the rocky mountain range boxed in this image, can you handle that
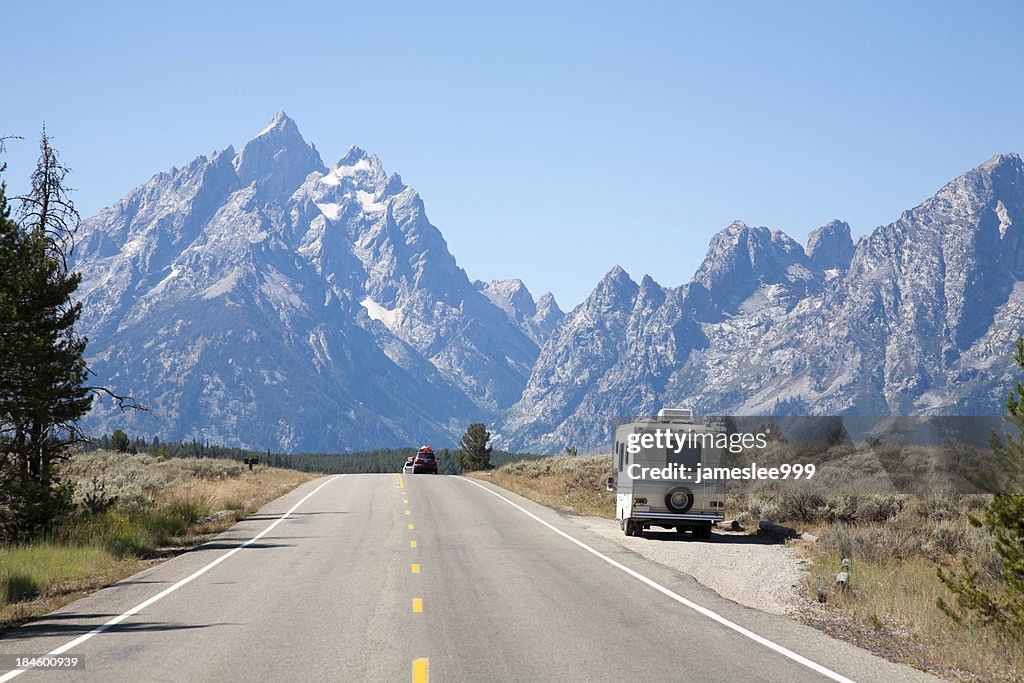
[72,113,1024,452]
[503,153,1024,451]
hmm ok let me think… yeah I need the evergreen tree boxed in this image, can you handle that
[0,131,92,540]
[0,171,23,448]
[456,423,493,471]
[938,337,1024,640]
[110,429,131,453]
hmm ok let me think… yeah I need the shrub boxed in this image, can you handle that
[80,476,119,515]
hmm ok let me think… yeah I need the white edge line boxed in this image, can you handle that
[459,477,855,683]
[0,475,342,682]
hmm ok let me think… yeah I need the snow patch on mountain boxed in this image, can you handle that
[361,297,401,331]
[316,202,341,220]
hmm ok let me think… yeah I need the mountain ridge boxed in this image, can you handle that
[501,152,1024,451]
[70,114,1024,452]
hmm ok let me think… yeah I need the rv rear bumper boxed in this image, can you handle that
[630,511,723,522]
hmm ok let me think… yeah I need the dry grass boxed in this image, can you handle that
[0,451,315,630]
[730,492,1023,682]
[65,451,304,513]
[803,547,1022,681]
[469,455,615,518]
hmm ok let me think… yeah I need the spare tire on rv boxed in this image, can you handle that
[664,485,694,513]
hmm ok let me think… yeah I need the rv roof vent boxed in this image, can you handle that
[657,408,693,422]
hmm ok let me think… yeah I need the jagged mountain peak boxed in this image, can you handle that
[978,152,1021,172]
[534,291,562,321]
[723,219,750,232]
[241,111,312,156]
[587,266,639,313]
[600,264,633,285]
[919,151,1024,217]
[819,218,849,230]
[691,221,808,313]
[807,219,854,272]
[481,278,533,310]
[211,145,236,163]
[385,173,406,195]
[318,146,386,190]
[475,278,563,346]
[340,144,369,162]
[635,274,667,312]
[700,221,805,263]
[234,113,325,201]
[536,291,558,307]
[639,273,660,289]
[256,110,298,136]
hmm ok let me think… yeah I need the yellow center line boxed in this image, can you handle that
[410,540,417,548]
[405,510,411,516]
[408,523,414,530]
[412,657,429,683]
[411,563,420,573]
[412,598,423,613]
[403,499,408,504]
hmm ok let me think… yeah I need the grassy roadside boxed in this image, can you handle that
[0,450,315,630]
[469,455,615,518]
[474,455,1023,682]
[788,502,1024,682]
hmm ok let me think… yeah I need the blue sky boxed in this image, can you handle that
[3,1,1022,308]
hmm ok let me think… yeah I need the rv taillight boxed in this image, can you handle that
[633,498,647,506]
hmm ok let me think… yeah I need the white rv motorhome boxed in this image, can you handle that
[607,409,726,539]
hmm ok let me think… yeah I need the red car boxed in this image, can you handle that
[411,446,438,474]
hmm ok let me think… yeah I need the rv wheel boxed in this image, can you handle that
[664,486,694,513]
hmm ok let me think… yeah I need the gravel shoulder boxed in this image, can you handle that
[568,515,807,616]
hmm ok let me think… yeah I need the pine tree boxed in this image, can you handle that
[938,337,1024,640]
[0,171,23,439]
[0,130,92,540]
[110,429,130,453]
[456,423,493,471]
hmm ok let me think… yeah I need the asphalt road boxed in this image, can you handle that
[0,474,938,682]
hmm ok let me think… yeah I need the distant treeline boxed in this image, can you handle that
[84,434,545,475]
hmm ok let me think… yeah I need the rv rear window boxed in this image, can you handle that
[666,443,701,470]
